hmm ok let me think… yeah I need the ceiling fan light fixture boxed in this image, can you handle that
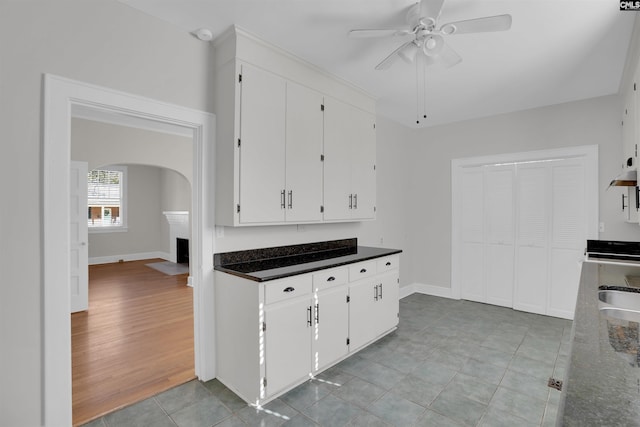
[399,42,420,64]
[422,34,444,57]
[440,24,456,35]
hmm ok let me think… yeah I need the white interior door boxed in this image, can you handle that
[460,167,485,302]
[547,158,587,318]
[485,165,515,307]
[513,163,549,315]
[70,161,88,313]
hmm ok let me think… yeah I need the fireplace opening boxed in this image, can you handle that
[177,238,189,265]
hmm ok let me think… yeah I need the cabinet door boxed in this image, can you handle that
[264,297,312,396]
[623,88,636,170]
[285,82,323,223]
[239,63,286,224]
[348,279,379,351]
[312,286,348,373]
[350,108,376,220]
[375,271,399,335]
[323,97,353,221]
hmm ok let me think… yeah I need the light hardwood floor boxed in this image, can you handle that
[72,259,195,426]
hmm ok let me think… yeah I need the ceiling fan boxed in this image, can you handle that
[349,0,512,70]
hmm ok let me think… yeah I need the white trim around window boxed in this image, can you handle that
[88,165,128,233]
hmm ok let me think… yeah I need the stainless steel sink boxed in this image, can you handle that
[598,289,640,311]
[600,307,640,323]
[598,287,640,323]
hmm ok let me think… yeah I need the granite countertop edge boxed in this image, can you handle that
[214,246,402,282]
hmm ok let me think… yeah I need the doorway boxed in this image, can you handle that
[43,75,216,426]
[72,158,195,423]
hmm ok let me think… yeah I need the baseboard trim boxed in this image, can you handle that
[89,251,171,265]
[399,282,459,300]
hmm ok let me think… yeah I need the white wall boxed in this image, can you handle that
[0,2,212,425]
[408,94,636,291]
[71,118,193,182]
[86,165,164,259]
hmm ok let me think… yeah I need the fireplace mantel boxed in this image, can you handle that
[163,211,189,263]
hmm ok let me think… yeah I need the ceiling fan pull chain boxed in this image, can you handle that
[423,56,428,121]
[416,56,421,124]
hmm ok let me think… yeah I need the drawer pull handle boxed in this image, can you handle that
[360,268,367,273]
[283,287,295,293]
[327,276,336,282]
[385,262,391,266]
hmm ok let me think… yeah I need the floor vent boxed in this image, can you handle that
[547,378,563,391]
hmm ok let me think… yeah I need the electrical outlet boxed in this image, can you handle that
[215,226,224,238]
[599,222,605,233]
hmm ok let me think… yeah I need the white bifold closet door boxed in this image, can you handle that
[459,157,587,319]
[513,158,586,318]
[460,165,514,307]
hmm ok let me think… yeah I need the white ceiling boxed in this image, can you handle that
[120,0,636,128]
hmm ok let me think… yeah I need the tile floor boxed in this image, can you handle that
[81,293,571,427]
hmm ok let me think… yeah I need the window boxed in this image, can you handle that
[88,166,127,232]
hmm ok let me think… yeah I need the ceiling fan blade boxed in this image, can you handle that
[419,0,445,21]
[375,41,416,70]
[349,28,413,38]
[440,14,512,35]
[433,43,462,68]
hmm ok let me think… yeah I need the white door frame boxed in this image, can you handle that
[43,74,216,426]
[451,145,599,300]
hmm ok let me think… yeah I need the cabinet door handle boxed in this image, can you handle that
[374,284,379,301]
[360,268,367,273]
[281,190,286,209]
[379,283,383,299]
[327,276,336,282]
[307,306,312,327]
[354,194,358,209]
[315,303,319,324]
[288,190,293,209]
[283,287,295,293]
[349,194,353,209]
[636,186,639,211]
[385,262,391,266]
[623,194,628,211]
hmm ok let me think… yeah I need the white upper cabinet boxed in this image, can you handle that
[238,63,287,224]
[213,27,376,226]
[285,81,324,223]
[622,83,637,171]
[323,97,376,221]
[238,64,323,224]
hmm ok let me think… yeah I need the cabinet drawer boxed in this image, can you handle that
[313,267,348,290]
[349,261,377,281]
[264,275,312,305]
[377,254,400,273]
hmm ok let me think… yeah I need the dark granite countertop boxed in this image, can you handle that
[560,261,640,426]
[214,238,402,282]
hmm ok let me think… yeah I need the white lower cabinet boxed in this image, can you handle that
[349,270,399,351]
[312,285,349,373]
[215,255,399,405]
[264,297,313,396]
